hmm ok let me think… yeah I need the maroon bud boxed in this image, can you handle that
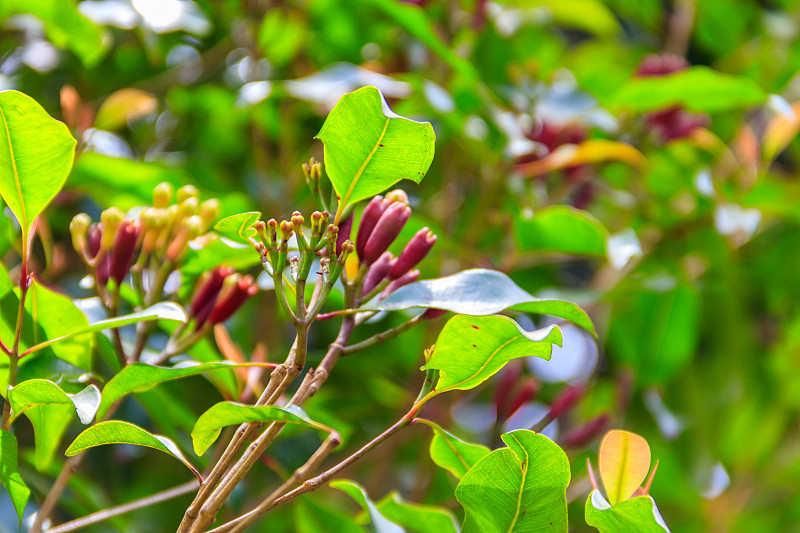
[494,364,523,420]
[336,214,353,256]
[561,413,611,448]
[646,107,708,142]
[109,220,141,284]
[380,269,419,300]
[547,384,585,420]
[361,252,393,296]
[389,227,437,280]
[208,275,258,325]
[191,266,234,327]
[88,223,102,258]
[506,378,540,420]
[356,196,388,258]
[362,203,411,264]
[421,308,447,320]
[635,53,688,77]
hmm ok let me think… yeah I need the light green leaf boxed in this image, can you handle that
[330,479,406,533]
[295,496,368,533]
[611,66,766,112]
[375,268,596,336]
[0,430,29,524]
[181,237,260,276]
[23,301,187,358]
[192,402,325,456]
[585,491,671,532]
[21,403,73,471]
[415,419,489,480]
[0,90,76,235]
[456,430,570,533]
[316,86,435,211]
[214,212,262,244]
[376,492,459,533]
[9,379,100,425]
[423,315,562,395]
[514,206,607,256]
[97,361,266,420]
[65,421,200,478]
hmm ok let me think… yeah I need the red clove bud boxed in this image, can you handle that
[208,275,258,325]
[380,268,419,299]
[191,266,234,327]
[356,196,388,258]
[109,219,141,283]
[361,252,393,296]
[362,202,411,264]
[561,413,611,448]
[505,378,540,420]
[389,227,437,280]
[336,213,353,256]
[547,384,585,420]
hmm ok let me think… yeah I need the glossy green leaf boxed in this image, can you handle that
[23,301,187,358]
[315,86,435,210]
[214,211,262,244]
[192,402,325,456]
[611,67,766,112]
[376,268,596,336]
[0,90,76,235]
[0,430,29,524]
[514,206,607,256]
[585,491,671,532]
[97,361,267,420]
[9,379,100,425]
[22,403,73,471]
[456,430,570,533]
[376,492,458,533]
[423,315,562,395]
[295,496,368,533]
[416,419,489,479]
[65,421,200,478]
[330,479,406,533]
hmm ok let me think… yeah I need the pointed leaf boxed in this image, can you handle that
[585,491,671,532]
[65,421,200,478]
[416,419,489,479]
[9,379,100,424]
[0,90,76,234]
[456,430,570,532]
[375,268,595,336]
[599,430,651,506]
[214,212,262,244]
[0,430,29,524]
[376,492,458,533]
[316,86,435,209]
[330,479,406,533]
[192,402,326,456]
[423,315,562,395]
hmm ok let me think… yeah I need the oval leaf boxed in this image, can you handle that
[456,430,570,532]
[586,491,671,532]
[330,479,406,533]
[599,430,651,506]
[0,90,76,233]
[0,430,30,525]
[9,379,100,425]
[65,421,200,479]
[376,492,459,533]
[423,315,562,395]
[214,212,262,244]
[415,419,490,479]
[316,86,435,210]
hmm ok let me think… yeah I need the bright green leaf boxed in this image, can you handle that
[316,86,435,211]
[376,492,458,533]
[415,419,489,479]
[456,430,570,532]
[9,379,100,425]
[330,479,406,533]
[0,430,29,524]
[514,206,608,256]
[214,212,262,244]
[585,491,671,532]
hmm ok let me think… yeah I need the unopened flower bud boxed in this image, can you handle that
[253,220,269,245]
[336,214,353,255]
[166,216,202,262]
[88,224,102,258]
[208,275,258,325]
[310,211,323,237]
[385,189,409,206]
[291,211,304,228]
[100,207,124,250]
[179,197,199,217]
[547,385,585,420]
[361,251,393,296]
[199,199,220,226]
[110,219,141,283]
[363,202,411,264]
[326,224,339,253]
[494,364,523,419]
[505,378,540,420]
[176,184,199,203]
[70,213,91,254]
[561,413,611,448]
[337,240,355,265]
[380,269,419,299]
[153,182,173,208]
[356,196,388,257]
[267,219,278,243]
[191,266,234,327]
[389,228,437,279]
[279,220,294,241]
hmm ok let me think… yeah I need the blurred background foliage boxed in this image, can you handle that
[3,0,800,531]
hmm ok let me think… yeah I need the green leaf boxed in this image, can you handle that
[330,479,406,533]
[585,491,671,532]
[0,430,30,524]
[415,419,489,479]
[9,379,100,424]
[423,315,562,395]
[375,268,596,336]
[97,361,266,420]
[610,66,766,113]
[514,206,607,256]
[376,492,459,533]
[214,212,262,244]
[456,430,570,533]
[192,402,326,456]
[65,421,200,479]
[20,403,73,471]
[0,90,76,235]
[295,496,368,533]
[181,237,261,276]
[315,86,435,211]
[23,301,187,358]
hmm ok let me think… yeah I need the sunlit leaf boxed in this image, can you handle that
[456,430,570,532]
[0,430,29,524]
[514,206,608,256]
[316,86,435,212]
[9,379,100,425]
[376,492,459,533]
[585,490,671,532]
[65,421,200,479]
[214,212,262,244]
[415,419,490,479]
[599,430,651,506]
[330,479,406,533]
[516,140,644,177]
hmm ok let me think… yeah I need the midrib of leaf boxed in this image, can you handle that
[506,433,528,533]
[614,434,631,505]
[336,116,390,224]
[438,336,517,394]
[0,105,27,232]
